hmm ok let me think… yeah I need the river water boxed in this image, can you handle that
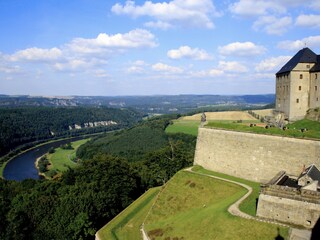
[3,136,88,181]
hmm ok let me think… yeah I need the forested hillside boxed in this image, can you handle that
[0,107,143,156]
[0,115,197,239]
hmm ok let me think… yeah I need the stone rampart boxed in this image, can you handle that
[256,194,320,228]
[260,185,320,204]
[194,127,320,183]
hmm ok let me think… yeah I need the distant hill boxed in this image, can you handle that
[0,106,142,157]
[0,94,275,114]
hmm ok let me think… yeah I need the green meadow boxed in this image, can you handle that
[206,119,320,140]
[45,138,90,175]
[96,187,160,240]
[97,168,288,240]
[144,170,288,240]
[165,120,199,136]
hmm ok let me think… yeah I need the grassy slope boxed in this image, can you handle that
[207,119,320,140]
[191,166,260,216]
[165,120,199,136]
[144,171,288,240]
[96,187,160,240]
[47,139,89,173]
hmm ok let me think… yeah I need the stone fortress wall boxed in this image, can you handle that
[257,184,320,228]
[194,127,320,183]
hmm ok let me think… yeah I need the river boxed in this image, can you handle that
[3,136,88,181]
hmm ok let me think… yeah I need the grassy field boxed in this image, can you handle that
[96,187,160,240]
[166,110,263,137]
[181,111,258,121]
[206,119,320,140]
[165,120,199,136]
[191,166,260,216]
[144,170,288,240]
[46,139,89,174]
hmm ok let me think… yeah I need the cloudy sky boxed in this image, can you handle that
[1,0,320,96]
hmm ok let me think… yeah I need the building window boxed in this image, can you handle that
[317,97,319,101]
[300,74,303,79]
[316,86,318,91]
[299,86,302,90]
[296,98,299,103]
[307,65,310,68]
[316,74,318,79]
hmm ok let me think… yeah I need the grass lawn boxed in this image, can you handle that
[206,119,320,140]
[165,120,199,136]
[144,170,288,240]
[191,165,260,216]
[46,139,89,174]
[96,187,160,240]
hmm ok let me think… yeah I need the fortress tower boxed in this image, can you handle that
[276,48,320,121]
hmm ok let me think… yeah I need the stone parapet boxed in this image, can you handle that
[194,127,320,183]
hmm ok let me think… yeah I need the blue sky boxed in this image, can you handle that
[1,0,320,96]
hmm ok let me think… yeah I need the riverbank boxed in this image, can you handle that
[0,132,103,179]
[35,156,47,179]
[34,139,90,180]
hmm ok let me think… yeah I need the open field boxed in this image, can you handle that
[191,166,260,216]
[46,138,89,173]
[251,109,274,117]
[144,170,288,240]
[181,111,257,121]
[166,110,262,137]
[165,120,199,136]
[206,119,320,140]
[96,187,160,240]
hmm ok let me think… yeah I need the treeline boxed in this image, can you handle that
[0,114,196,239]
[0,155,140,239]
[0,106,143,157]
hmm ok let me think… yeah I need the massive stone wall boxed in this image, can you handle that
[194,127,320,183]
[257,194,320,228]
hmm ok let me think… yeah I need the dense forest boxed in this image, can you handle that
[0,115,197,239]
[0,107,143,157]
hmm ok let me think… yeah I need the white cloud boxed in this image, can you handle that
[229,0,286,17]
[218,42,266,57]
[278,36,320,51]
[0,65,21,74]
[127,60,147,73]
[9,47,62,62]
[53,58,108,72]
[229,0,316,17]
[133,60,146,66]
[218,61,248,73]
[208,69,224,76]
[152,63,183,73]
[127,66,145,73]
[112,0,220,29]
[295,14,320,28]
[167,46,212,60]
[255,56,291,72]
[68,29,157,55]
[144,21,173,30]
[253,15,292,35]
[93,69,109,78]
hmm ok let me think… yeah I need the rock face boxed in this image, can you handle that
[194,127,320,183]
[68,121,117,130]
[306,108,320,121]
